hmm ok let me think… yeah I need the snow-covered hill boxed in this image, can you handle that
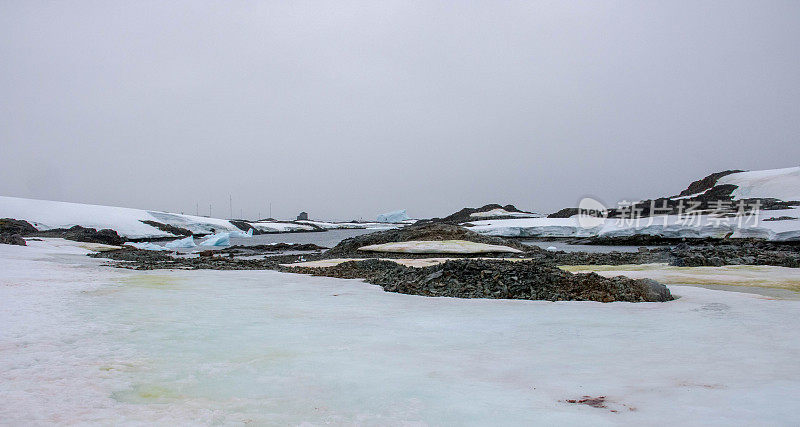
[468,167,800,241]
[0,196,341,239]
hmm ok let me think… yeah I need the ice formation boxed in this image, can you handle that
[164,235,196,249]
[228,228,254,238]
[199,232,230,246]
[126,242,168,251]
[376,209,411,223]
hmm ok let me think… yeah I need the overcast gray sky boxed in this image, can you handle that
[1,1,799,220]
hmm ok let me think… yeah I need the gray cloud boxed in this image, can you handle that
[2,1,799,220]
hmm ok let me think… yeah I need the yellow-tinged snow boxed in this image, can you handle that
[358,239,523,254]
[561,263,800,292]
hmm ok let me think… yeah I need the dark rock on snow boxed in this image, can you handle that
[54,226,125,246]
[0,233,26,246]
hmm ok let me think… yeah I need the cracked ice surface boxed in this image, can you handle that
[1,240,800,425]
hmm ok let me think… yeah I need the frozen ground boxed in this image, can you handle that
[2,240,800,425]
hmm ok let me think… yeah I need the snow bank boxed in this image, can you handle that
[467,208,800,241]
[296,220,396,230]
[358,240,523,254]
[469,208,541,219]
[0,196,171,239]
[126,242,169,251]
[0,196,244,239]
[248,221,316,233]
[467,217,603,238]
[717,166,800,201]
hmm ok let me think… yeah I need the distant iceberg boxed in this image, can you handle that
[377,209,410,223]
[200,232,230,246]
[229,228,254,238]
[164,235,196,249]
[127,242,168,251]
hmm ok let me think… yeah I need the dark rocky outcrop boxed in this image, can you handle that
[63,226,125,246]
[286,258,673,302]
[0,233,26,246]
[677,170,743,197]
[0,218,37,235]
[38,226,125,246]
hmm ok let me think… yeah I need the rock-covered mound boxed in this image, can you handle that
[40,225,125,246]
[424,204,539,224]
[0,218,124,246]
[288,258,673,302]
[323,223,532,258]
[0,218,38,235]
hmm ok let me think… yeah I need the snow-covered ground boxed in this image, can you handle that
[249,221,317,233]
[468,208,800,241]
[2,239,800,424]
[468,217,604,238]
[0,196,250,238]
[468,167,800,241]
[358,240,523,254]
[717,166,800,201]
[0,196,353,239]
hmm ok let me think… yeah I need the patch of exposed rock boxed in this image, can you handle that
[677,170,744,197]
[0,218,37,235]
[0,233,26,246]
[286,258,673,302]
[36,225,125,246]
